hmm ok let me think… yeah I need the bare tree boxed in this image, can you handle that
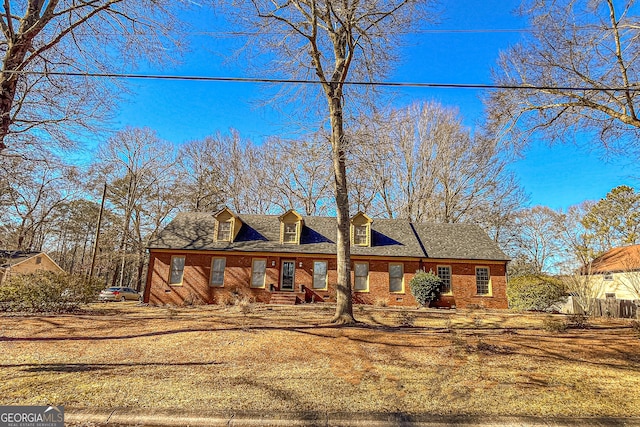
[263,135,333,216]
[178,137,228,213]
[487,0,640,155]
[222,132,275,215]
[0,155,79,250]
[508,206,563,275]
[47,198,119,275]
[0,0,184,156]
[563,265,600,316]
[347,107,437,219]
[224,0,434,323]
[93,127,181,289]
[554,201,597,273]
[348,102,525,230]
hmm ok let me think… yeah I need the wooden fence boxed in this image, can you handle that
[562,296,638,318]
[591,298,638,319]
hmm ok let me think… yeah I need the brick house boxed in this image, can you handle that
[144,208,510,309]
[0,250,65,285]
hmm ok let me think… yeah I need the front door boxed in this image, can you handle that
[280,260,295,291]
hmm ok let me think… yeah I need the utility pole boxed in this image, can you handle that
[89,182,107,279]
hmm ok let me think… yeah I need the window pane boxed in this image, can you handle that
[252,259,266,287]
[355,262,368,276]
[169,256,185,285]
[213,258,225,271]
[389,264,403,292]
[438,266,451,293]
[313,261,327,289]
[354,262,368,291]
[476,267,490,295]
[211,258,226,286]
[354,276,367,291]
[284,223,297,243]
[354,225,367,245]
[217,221,231,241]
[389,264,402,278]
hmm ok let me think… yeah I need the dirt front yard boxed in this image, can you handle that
[1,303,639,417]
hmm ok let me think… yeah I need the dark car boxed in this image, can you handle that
[98,287,141,302]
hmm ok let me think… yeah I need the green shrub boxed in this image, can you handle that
[0,271,104,313]
[507,274,566,312]
[409,271,443,307]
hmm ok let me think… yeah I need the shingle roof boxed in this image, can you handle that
[149,212,509,261]
[412,223,511,261]
[589,245,640,273]
[0,250,43,268]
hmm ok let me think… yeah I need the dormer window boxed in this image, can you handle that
[279,209,304,244]
[354,225,367,245]
[217,221,231,241]
[214,207,243,243]
[283,223,298,243]
[350,212,372,247]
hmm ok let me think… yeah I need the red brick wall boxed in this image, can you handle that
[349,259,420,307]
[145,250,508,309]
[423,262,508,310]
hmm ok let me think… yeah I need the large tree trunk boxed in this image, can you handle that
[0,10,40,153]
[0,73,17,152]
[328,88,355,324]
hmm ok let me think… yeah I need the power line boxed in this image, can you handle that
[66,28,534,37]
[5,70,639,92]
[189,28,534,36]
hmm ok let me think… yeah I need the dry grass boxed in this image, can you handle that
[1,303,639,417]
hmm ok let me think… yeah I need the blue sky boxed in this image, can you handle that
[112,0,636,210]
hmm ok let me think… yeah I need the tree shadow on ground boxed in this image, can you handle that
[8,360,223,373]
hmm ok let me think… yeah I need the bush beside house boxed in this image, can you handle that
[409,271,443,307]
[507,274,566,312]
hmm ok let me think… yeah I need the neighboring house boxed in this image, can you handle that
[0,250,65,285]
[587,245,640,300]
[144,208,510,309]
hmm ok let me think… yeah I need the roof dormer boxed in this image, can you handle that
[214,207,243,243]
[350,212,373,247]
[278,209,304,244]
